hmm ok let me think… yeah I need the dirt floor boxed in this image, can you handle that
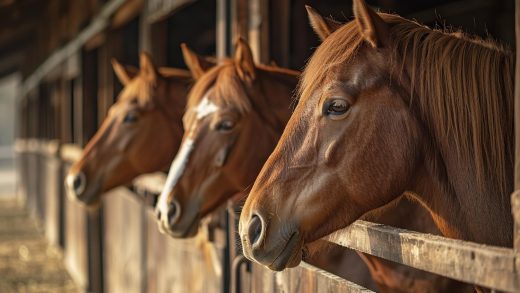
[0,198,78,292]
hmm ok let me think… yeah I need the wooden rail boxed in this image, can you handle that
[325,221,519,292]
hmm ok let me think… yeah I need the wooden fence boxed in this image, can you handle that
[13,0,520,292]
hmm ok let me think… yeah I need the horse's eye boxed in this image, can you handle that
[123,112,139,123]
[216,120,235,132]
[324,99,350,120]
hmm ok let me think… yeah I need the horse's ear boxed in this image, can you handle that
[305,5,342,41]
[181,43,213,79]
[234,37,256,82]
[352,0,389,48]
[111,58,137,85]
[139,52,159,81]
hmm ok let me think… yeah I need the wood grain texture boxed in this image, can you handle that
[326,220,520,292]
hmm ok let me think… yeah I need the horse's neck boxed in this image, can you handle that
[256,70,298,130]
[162,78,189,123]
[412,145,513,247]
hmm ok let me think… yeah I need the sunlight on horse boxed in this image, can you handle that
[155,39,298,238]
[240,0,513,279]
[66,53,191,206]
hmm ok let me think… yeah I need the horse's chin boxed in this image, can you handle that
[267,234,304,271]
[164,214,201,239]
[74,184,103,208]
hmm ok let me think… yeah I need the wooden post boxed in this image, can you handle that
[217,0,232,58]
[513,0,520,277]
[248,0,269,64]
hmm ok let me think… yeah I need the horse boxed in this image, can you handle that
[156,38,470,292]
[239,0,513,278]
[155,38,298,237]
[65,52,195,206]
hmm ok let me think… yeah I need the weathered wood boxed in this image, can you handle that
[248,0,269,64]
[42,152,62,247]
[249,261,373,293]
[22,0,127,96]
[102,188,146,293]
[60,143,82,163]
[216,0,232,58]
[325,220,520,292]
[144,210,225,293]
[111,0,144,29]
[132,172,166,195]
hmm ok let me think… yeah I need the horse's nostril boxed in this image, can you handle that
[167,201,180,226]
[248,215,263,246]
[156,210,161,221]
[68,172,86,196]
[73,175,82,191]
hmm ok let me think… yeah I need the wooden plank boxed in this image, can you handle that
[102,188,145,293]
[60,143,82,163]
[63,170,89,290]
[43,153,61,247]
[249,262,373,293]
[144,209,225,293]
[216,0,232,58]
[248,0,269,63]
[325,220,520,292]
[300,263,373,293]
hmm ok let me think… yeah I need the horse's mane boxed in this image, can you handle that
[118,67,191,107]
[301,13,514,196]
[187,60,299,114]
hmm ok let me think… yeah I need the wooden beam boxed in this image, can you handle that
[248,0,269,63]
[21,0,127,96]
[296,263,374,293]
[325,220,520,292]
[216,0,232,58]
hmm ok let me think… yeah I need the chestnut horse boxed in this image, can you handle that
[157,39,469,292]
[155,39,298,237]
[66,53,194,206]
[240,0,513,277]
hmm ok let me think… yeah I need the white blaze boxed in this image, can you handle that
[157,138,195,220]
[156,96,219,224]
[195,96,219,119]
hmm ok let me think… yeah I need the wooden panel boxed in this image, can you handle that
[249,262,373,293]
[63,165,89,290]
[326,220,519,292]
[102,188,146,293]
[145,209,225,293]
[25,152,39,218]
[43,153,62,247]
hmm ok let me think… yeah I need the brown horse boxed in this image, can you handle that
[156,39,470,292]
[155,39,298,237]
[240,0,513,275]
[66,53,194,206]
